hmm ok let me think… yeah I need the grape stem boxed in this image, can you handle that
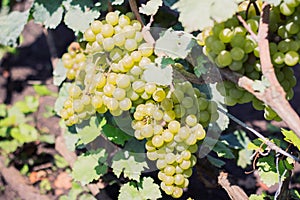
[236,14,258,42]
[217,107,300,163]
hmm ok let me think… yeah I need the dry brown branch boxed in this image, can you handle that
[129,0,144,26]
[218,172,248,200]
[0,156,51,200]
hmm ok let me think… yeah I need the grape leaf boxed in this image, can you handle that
[118,177,162,200]
[0,104,6,117]
[15,96,39,114]
[0,9,30,46]
[118,182,142,200]
[54,82,71,114]
[10,124,38,144]
[32,0,63,29]
[72,149,108,185]
[155,28,194,59]
[111,0,125,5]
[207,155,225,168]
[142,63,173,86]
[77,117,105,144]
[163,0,178,7]
[234,130,253,168]
[111,139,148,181]
[208,83,230,132]
[172,0,237,32]
[249,194,265,200]
[64,6,100,33]
[33,84,52,96]
[281,128,300,151]
[139,0,163,16]
[53,59,67,86]
[0,140,19,154]
[212,140,235,159]
[7,106,26,124]
[160,57,175,69]
[102,124,132,146]
[264,0,282,6]
[256,156,288,187]
[210,0,238,23]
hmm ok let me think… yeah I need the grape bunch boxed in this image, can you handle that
[61,42,86,80]
[59,11,163,125]
[59,11,220,198]
[132,81,218,198]
[197,0,298,121]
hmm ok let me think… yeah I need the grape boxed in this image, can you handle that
[216,50,232,67]
[284,50,299,66]
[106,12,119,26]
[101,24,114,37]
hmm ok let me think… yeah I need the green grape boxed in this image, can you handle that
[219,28,233,43]
[101,24,114,38]
[124,39,138,51]
[162,130,174,142]
[230,47,245,61]
[153,89,166,102]
[113,33,126,47]
[230,35,245,48]
[272,52,285,65]
[105,12,119,26]
[185,114,197,127]
[286,21,300,34]
[103,38,115,51]
[91,20,103,34]
[119,98,132,111]
[216,50,232,67]
[174,174,185,186]
[280,3,295,16]
[246,19,259,33]
[284,50,299,66]
[152,135,164,147]
[168,120,181,133]
[84,28,96,42]
[118,15,130,27]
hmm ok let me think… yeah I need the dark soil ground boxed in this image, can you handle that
[0,9,300,200]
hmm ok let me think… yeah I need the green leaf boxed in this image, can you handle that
[155,29,194,59]
[15,96,39,113]
[64,5,100,33]
[11,124,39,143]
[77,117,105,144]
[54,154,69,168]
[0,116,16,127]
[39,134,55,144]
[139,0,162,16]
[212,140,235,159]
[33,84,52,96]
[111,0,125,5]
[72,149,108,185]
[102,124,132,146]
[7,106,26,124]
[281,128,300,151]
[0,9,30,46]
[53,59,67,86]
[143,63,173,86]
[249,194,265,200]
[265,0,282,6]
[118,182,142,200]
[112,140,148,181]
[160,57,175,69]
[208,83,230,132]
[172,0,237,32]
[236,131,253,168]
[118,177,162,200]
[0,104,6,117]
[207,155,225,168]
[0,127,7,137]
[0,140,19,153]
[194,55,209,77]
[139,177,162,199]
[78,193,97,200]
[32,0,64,29]
[54,82,72,114]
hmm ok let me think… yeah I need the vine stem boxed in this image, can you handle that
[217,107,300,163]
[128,0,144,26]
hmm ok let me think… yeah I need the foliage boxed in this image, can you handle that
[1,0,300,199]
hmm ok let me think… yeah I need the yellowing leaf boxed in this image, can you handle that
[281,128,300,151]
